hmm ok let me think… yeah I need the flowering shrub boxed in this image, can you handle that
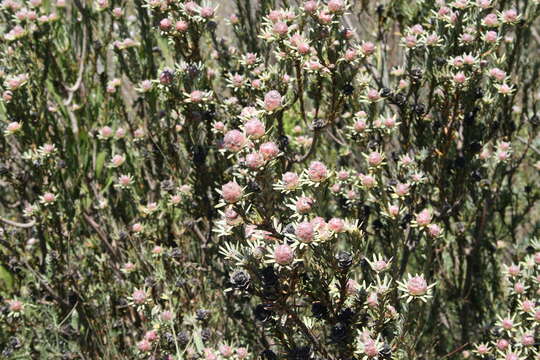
[0,0,539,359]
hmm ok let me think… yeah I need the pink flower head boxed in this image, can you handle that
[388,205,400,217]
[395,183,410,196]
[484,31,498,42]
[274,244,294,265]
[222,182,243,203]
[360,174,376,188]
[367,151,383,166]
[346,279,359,294]
[328,218,345,233]
[223,129,246,152]
[427,224,442,237]
[407,275,428,296]
[8,300,23,312]
[245,119,265,139]
[361,42,375,55]
[483,13,499,27]
[161,310,174,321]
[304,0,318,12]
[296,221,314,242]
[132,289,147,304]
[160,18,171,30]
[354,119,367,132]
[496,339,509,350]
[176,20,188,32]
[295,197,314,214]
[137,339,152,352]
[501,318,513,330]
[245,152,265,169]
[367,292,379,307]
[344,48,357,61]
[308,161,328,182]
[145,330,158,342]
[453,72,466,84]
[236,347,248,359]
[534,252,540,264]
[507,264,520,276]
[327,0,344,13]
[42,192,56,204]
[260,142,280,160]
[367,89,381,102]
[200,6,214,18]
[514,282,525,294]
[363,338,379,357]
[264,90,282,111]
[416,209,432,227]
[219,344,233,357]
[272,21,288,35]
[282,172,299,189]
[502,9,518,23]
[521,334,534,346]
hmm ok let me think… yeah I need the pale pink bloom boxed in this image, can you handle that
[367,89,380,101]
[304,0,318,12]
[514,282,525,293]
[372,260,389,272]
[132,223,143,233]
[344,49,357,61]
[318,10,332,24]
[111,154,125,167]
[416,209,432,226]
[260,142,280,160]
[272,21,288,35]
[264,90,282,111]
[363,338,379,357]
[485,31,498,42]
[395,183,410,196]
[501,318,513,330]
[236,348,248,359]
[292,196,311,214]
[360,174,376,188]
[200,6,214,18]
[496,339,509,350]
[137,339,152,352]
[245,152,265,169]
[502,9,518,23]
[223,130,246,152]
[308,161,328,182]
[521,300,535,312]
[132,289,147,304]
[219,344,233,357]
[454,72,466,84]
[521,334,534,346]
[244,119,265,139]
[145,330,158,342]
[176,20,188,32]
[362,41,375,56]
[327,0,344,12]
[407,276,428,296]
[282,172,299,189]
[427,224,442,237]
[274,244,294,265]
[8,300,23,312]
[354,119,367,132]
[483,13,498,27]
[534,252,540,264]
[345,279,359,294]
[405,35,417,48]
[367,292,378,307]
[42,192,56,204]
[389,205,400,217]
[161,311,174,321]
[476,344,489,355]
[6,121,22,133]
[160,18,171,30]
[507,264,520,276]
[222,182,243,203]
[190,90,205,103]
[328,218,345,232]
[296,221,314,242]
[367,151,383,166]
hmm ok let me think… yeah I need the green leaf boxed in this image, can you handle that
[95,151,107,178]
[0,265,14,291]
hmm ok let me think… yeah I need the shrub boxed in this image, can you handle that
[0,0,539,359]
